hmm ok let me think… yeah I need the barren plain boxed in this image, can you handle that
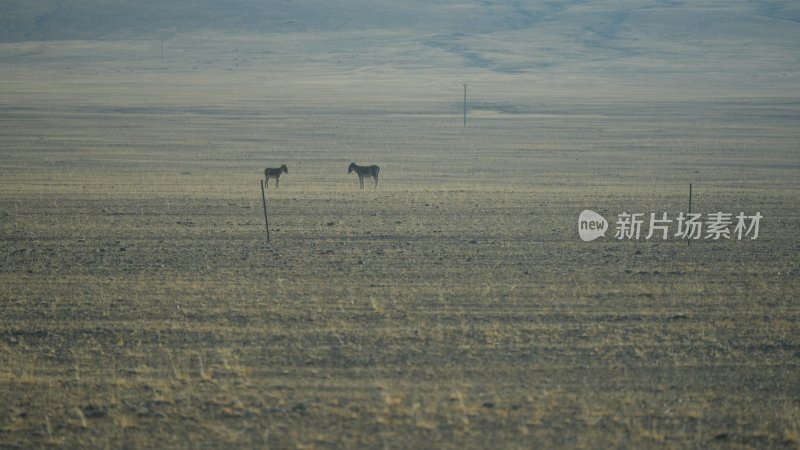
[1,9,799,448]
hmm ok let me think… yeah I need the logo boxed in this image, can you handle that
[578,210,762,241]
[578,210,608,241]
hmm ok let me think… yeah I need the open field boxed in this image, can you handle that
[1,26,800,449]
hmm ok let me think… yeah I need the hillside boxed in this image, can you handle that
[2,1,798,93]
[1,0,557,41]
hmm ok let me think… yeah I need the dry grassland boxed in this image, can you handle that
[1,36,799,449]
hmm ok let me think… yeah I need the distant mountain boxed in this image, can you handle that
[2,0,798,95]
[7,0,795,43]
[0,0,557,41]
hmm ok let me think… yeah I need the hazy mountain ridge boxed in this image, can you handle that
[1,0,798,97]
[3,0,798,42]
[1,0,500,41]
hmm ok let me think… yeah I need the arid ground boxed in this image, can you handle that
[1,32,799,448]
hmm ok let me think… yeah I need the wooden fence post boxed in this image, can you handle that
[260,179,270,243]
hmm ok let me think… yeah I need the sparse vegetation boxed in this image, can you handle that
[1,4,799,447]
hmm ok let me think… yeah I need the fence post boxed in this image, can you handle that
[688,183,692,246]
[260,179,270,243]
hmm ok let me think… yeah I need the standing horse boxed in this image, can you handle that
[348,163,380,189]
[264,165,288,188]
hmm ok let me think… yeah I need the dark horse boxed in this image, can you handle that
[264,165,288,188]
[348,163,380,189]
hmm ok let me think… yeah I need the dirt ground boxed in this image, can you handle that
[1,38,799,449]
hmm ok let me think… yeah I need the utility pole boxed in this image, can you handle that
[463,83,467,126]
